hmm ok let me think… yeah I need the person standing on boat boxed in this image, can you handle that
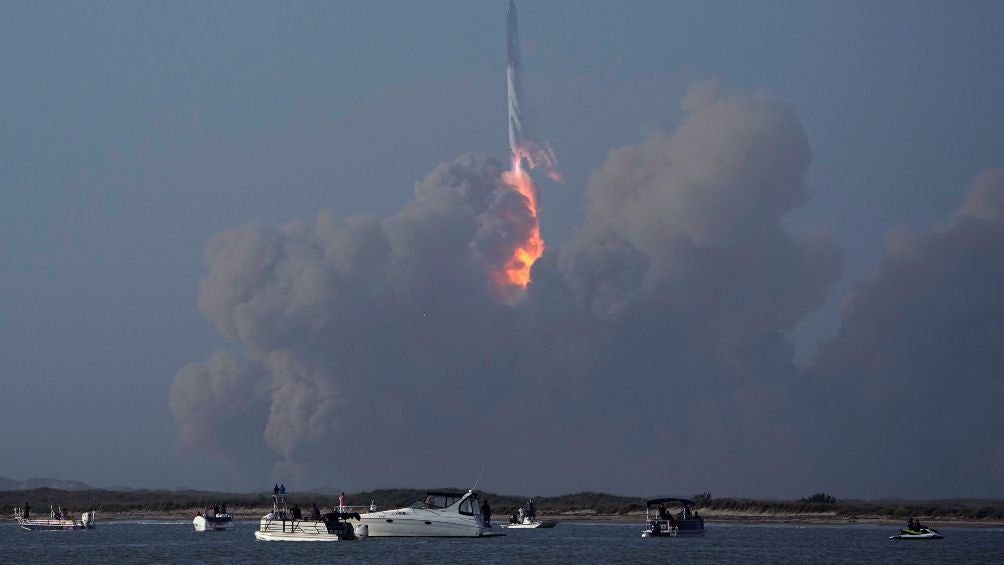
[480,498,492,527]
[339,492,347,513]
[527,498,536,521]
[24,503,30,520]
[273,484,280,499]
[280,483,286,496]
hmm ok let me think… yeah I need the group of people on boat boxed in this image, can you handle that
[509,498,536,524]
[14,503,74,521]
[196,503,228,518]
[906,517,927,532]
[656,503,700,524]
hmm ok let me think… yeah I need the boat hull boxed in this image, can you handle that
[254,518,364,541]
[255,530,347,542]
[194,515,232,531]
[501,520,557,529]
[354,512,484,537]
[642,519,705,538]
[17,511,96,531]
[18,519,84,531]
[890,528,943,540]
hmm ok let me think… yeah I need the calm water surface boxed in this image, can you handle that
[4,520,1003,564]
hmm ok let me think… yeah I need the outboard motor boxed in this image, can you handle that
[354,523,369,540]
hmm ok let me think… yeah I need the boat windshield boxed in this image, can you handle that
[418,493,465,509]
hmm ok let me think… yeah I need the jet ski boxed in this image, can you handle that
[889,527,943,540]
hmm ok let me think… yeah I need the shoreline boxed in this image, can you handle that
[22,508,1002,529]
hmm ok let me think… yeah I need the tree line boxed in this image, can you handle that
[3,488,1003,521]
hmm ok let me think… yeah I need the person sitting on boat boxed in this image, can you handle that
[265,510,276,520]
[658,505,668,520]
[907,518,915,531]
[510,510,519,524]
[291,505,302,519]
[311,503,321,520]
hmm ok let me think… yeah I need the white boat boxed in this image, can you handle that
[501,518,557,529]
[890,527,943,540]
[193,506,232,531]
[14,506,95,531]
[350,490,486,537]
[254,496,366,541]
[641,497,705,538]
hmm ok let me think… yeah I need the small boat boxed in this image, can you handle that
[501,518,557,529]
[890,527,943,540]
[641,497,705,538]
[254,496,366,541]
[350,490,486,537]
[193,505,233,531]
[14,505,96,531]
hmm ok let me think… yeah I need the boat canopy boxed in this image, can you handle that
[646,497,695,508]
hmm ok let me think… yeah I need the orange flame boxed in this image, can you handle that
[496,153,545,291]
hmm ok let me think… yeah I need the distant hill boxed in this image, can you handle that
[0,477,93,491]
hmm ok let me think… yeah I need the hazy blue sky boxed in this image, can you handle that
[2,1,1003,498]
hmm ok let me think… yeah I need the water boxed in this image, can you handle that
[4,521,1003,564]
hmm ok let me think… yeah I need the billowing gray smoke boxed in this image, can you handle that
[171,80,1003,498]
[804,169,1004,498]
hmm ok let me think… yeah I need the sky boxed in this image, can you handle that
[2,0,1003,500]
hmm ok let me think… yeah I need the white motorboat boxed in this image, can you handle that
[641,497,705,538]
[254,496,366,541]
[501,518,557,529]
[193,506,232,531]
[350,490,486,537]
[14,506,95,531]
[890,527,943,540]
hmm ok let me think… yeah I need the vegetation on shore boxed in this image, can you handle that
[3,488,1003,521]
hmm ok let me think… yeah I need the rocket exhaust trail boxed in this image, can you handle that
[506,0,561,181]
[492,0,557,298]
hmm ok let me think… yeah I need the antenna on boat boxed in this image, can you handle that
[472,468,485,491]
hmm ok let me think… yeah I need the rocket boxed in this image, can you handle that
[506,0,561,180]
[506,0,525,158]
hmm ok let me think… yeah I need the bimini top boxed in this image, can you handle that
[646,497,695,507]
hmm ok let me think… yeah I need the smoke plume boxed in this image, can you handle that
[804,169,1004,498]
[172,80,858,496]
